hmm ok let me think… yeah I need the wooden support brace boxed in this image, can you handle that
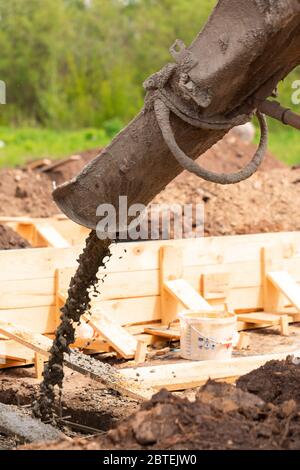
[144,325,180,340]
[164,279,213,311]
[237,312,290,336]
[82,309,138,359]
[262,245,286,313]
[35,223,71,248]
[34,353,45,380]
[267,271,300,312]
[0,320,152,400]
[202,272,230,300]
[134,340,148,364]
[159,246,184,325]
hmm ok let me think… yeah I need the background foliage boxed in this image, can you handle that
[0,0,299,165]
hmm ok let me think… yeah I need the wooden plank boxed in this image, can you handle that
[159,246,183,325]
[98,232,300,273]
[280,315,289,336]
[237,312,282,325]
[134,340,148,364]
[267,271,300,312]
[0,321,53,356]
[0,359,27,369]
[82,310,138,359]
[0,230,298,282]
[0,278,55,309]
[57,259,300,303]
[164,279,213,311]
[144,326,180,340]
[97,296,161,325]
[0,246,82,282]
[35,223,71,249]
[0,321,153,400]
[262,245,286,312]
[0,306,56,334]
[202,272,230,300]
[34,353,45,380]
[0,340,34,362]
[120,350,300,391]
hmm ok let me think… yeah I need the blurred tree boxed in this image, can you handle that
[0,0,297,130]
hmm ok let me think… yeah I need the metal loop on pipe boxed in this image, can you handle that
[154,99,268,185]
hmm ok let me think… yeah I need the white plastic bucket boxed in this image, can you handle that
[179,310,238,361]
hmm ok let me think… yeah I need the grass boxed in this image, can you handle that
[253,119,300,167]
[0,120,299,169]
[0,126,112,168]
[267,125,300,166]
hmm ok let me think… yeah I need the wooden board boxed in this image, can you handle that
[0,306,56,334]
[144,326,180,340]
[35,223,71,248]
[120,350,300,391]
[159,246,183,325]
[82,310,138,359]
[0,320,152,400]
[267,271,300,312]
[0,340,34,362]
[202,272,230,300]
[237,312,283,325]
[164,279,213,311]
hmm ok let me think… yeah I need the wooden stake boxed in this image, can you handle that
[279,315,289,336]
[159,246,183,325]
[34,353,45,380]
[134,340,148,364]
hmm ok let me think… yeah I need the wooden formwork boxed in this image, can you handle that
[1,216,300,390]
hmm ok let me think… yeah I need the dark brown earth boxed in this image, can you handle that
[0,329,299,450]
[237,357,300,405]
[0,366,137,449]
[19,358,300,450]
[0,224,31,250]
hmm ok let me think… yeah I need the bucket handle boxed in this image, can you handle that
[190,325,238,348]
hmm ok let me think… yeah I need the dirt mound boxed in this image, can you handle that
[23,368,300,450]
[42,149,101,186]
[153,167,300,237]
[237,356,300,405]
[0,224,31,250]
[195,133,285,174]
[0,168,57,217]
[0,135,290,236]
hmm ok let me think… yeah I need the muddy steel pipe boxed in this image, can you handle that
[53,0,300,232]
[259,100,300,131]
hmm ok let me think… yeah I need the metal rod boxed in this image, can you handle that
[259,100,300,131]
[59,418,105,435]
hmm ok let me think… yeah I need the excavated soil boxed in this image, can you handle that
[0,135,292,239]
[0,367,137,440]
[19,358,300,450]
[0,335,299,450]
[237,357,300,405]
[151,134,300,237]
[0,168,57,217]
[0,224,31,250]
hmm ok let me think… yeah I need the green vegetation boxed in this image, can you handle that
[0,126,111,167]
[0,0,299,166]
